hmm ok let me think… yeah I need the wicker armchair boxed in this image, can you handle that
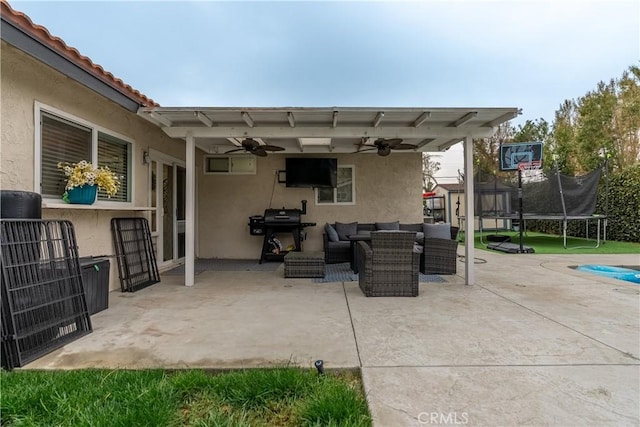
[356,231,420,297]
[421,237,458,275]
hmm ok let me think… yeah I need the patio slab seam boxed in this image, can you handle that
[474,282,640,362]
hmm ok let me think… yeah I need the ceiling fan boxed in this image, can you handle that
[225,138,285,157]
[357,138,418,156]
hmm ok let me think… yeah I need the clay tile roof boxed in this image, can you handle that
[1,0,159,107]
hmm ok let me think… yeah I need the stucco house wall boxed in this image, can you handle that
[1,43,185,290]
[196,151,423,258]
[2,40,425,287]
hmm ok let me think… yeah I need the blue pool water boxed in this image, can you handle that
[576,265,640,284]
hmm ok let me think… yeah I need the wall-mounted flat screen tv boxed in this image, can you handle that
[285,158,337,188]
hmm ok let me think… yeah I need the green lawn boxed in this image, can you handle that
[459,231,640,255]
[0,368,371,427]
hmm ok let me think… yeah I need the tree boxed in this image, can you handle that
[612,66,640,170]
[549,64,640,175]
[575,79,618,173]
[421,153,440,191]
[513,118,550,143]
[473,122,515,180]
[548,100,578,175]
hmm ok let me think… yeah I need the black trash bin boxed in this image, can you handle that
[78,257,110,315]
[1,190,42,219]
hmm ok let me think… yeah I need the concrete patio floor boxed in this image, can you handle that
[24,251,640,426]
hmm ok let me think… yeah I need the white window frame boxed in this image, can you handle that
[203,155,257,175]
[34,101,135,205]
[315,165,356,205]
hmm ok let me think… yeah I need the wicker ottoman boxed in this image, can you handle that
[284,251,325,278]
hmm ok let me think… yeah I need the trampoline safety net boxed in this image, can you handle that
[1,220,92,370]
[473,167,602,217]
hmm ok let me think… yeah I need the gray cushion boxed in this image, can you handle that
[325,223,340,242]
[327,241,350,249]
[423,223,451,240]
[335,222,358,241]
[375,221,400,230]
[415,231,425,244]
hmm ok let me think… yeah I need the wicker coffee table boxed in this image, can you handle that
[284,251,325,278]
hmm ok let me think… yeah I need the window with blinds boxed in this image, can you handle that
[98,133,130,202]
[39,109,132,202]
[41,113,92,197]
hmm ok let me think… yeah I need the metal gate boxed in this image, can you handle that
[111,218,160,292]
[1,220,92,369]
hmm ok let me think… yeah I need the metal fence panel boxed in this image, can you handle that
[111,218,160,292]
[1,220,92,369]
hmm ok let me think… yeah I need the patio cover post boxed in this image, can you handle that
[463,135,475,285]
[185,132,196,286]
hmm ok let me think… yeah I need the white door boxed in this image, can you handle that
[148,152,186,267]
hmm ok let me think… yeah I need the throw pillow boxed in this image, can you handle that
[415,231,425,244]
[375,221,400,230]
[325,223,340,242]
[335,221,358,241]
[423,223,451,240]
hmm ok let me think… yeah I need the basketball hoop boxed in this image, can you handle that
[518,160,542,171]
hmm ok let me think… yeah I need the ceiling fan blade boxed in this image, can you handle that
[388,139,406,148]
[355,147,377,153]
[378,147,392,156]
[393,143,418,150]
[376,138,403,146]
[253,148,268,157]
[262,145,285,151]
[225,148,245,154]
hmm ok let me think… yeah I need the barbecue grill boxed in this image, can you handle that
[251,201,316,263]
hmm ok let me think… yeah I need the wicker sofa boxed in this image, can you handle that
[323,222,423,264]
[323,221,459,273]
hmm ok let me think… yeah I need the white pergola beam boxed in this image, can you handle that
[438,138,462,151]
[162,126,494,139]
[450,112,478,127]
[195,111,213,127]
[287,112,296,128]
[226,137,243,146]
[373,111,384,127]
[413,112,431,128]
[482,111,519,127]
[332,111,339,128]
[241,112,255,127]
[149,112,172,127]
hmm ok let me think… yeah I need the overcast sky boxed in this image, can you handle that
[11,0,639,182]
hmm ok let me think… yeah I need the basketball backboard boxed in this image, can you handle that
[499,142,543,171]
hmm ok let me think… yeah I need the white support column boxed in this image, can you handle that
[463,135,475,285]
[185,133,196,287]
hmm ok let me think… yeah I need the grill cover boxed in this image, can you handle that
[264,209,301,225]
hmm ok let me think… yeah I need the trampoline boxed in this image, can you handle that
[460,162,608,251]
[468,214,607,249]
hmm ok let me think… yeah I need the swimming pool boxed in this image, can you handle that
[575,265,640,284]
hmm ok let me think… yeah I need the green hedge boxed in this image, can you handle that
[527,163,640,243]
